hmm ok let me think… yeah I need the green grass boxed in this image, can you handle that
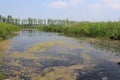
[0,72,4,80]
[38,22,120,40]
[0,22,19,40]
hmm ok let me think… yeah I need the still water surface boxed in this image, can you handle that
[2,29,120,80]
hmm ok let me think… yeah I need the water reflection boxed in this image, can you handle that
[8,29,64,52]
[20,28,60,37]
[20,29,39,37]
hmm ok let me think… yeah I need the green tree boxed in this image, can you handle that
[28,18,33,26]
[7,15,13,23]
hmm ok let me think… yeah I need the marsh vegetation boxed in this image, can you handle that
[38,22,120,40]
[0,23,19,40]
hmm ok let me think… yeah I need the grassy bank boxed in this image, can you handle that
[38,22,120,40]
[0,22,19,79]
[0,22,19,40]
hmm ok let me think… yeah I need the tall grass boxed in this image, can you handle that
[0,72,4,80]
[0,22,19,40]
[38,22,120,39]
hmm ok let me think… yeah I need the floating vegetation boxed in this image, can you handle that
[2,39,92,80]
[39,65,84,80]
[27,41,55,53]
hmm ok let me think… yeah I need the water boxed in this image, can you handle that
[1,29,120,80]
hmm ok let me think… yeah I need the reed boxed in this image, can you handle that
[0,22,19,40]
[38,22,120,40]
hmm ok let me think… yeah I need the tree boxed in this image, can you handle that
[0,15,1,22]
[7,15,13,23]
[44,19,46,25]
[21,19,26,25]
[28,18,33,26]
[39,19,44,25]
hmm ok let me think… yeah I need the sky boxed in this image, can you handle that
[0,0,120,21]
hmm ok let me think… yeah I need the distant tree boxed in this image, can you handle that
[0,15,1,22]
[38,19,43,25]
[44,19,46,25]
[25,19,27,25]
[3,17,7,23]
[33,18,37,25]
[18,18,20,25]
[7,15,13,23]
[47,19,50,25]
[35,19,38,25]
[14,18,20,25]
[65,19,69,25]
[21,19,26,25]
[28,18,33,26]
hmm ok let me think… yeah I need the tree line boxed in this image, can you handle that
[0,15,76,26]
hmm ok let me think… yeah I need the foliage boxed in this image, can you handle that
[38,22,120,39]
[0,22,19,40]
[0,72,4,80]
[0,73,4,80]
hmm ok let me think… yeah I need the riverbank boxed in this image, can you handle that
[0,22,20,80]
[0,22,19,40]
[37,22,120,40]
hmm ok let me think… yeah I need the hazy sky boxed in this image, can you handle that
[0,0,120,21]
